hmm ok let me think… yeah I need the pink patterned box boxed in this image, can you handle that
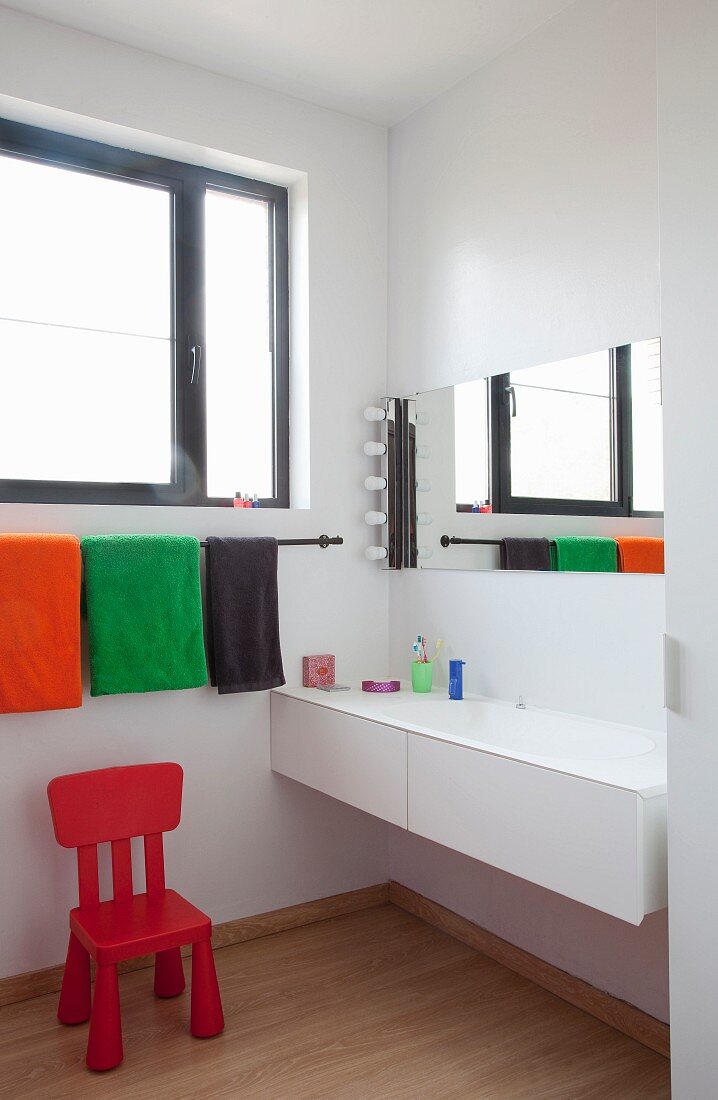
[303,654,335,688]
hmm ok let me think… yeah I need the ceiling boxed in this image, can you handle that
[3,0,577,125]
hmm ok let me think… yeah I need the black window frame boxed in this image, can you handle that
[458,344,663,518]
[0,117,290,508]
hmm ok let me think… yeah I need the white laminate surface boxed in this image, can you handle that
[272,684,667,798]
[270,691,408,827]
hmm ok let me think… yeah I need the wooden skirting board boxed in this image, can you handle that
[389,881,670,1059]
[0,883,389,1010]
[0,878,669,1059]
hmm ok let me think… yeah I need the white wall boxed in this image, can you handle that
[658,1,718,1092]
[0,8,390,979]
[389,0,660,397]
[390,569,666,729]
[387,0,668,1020]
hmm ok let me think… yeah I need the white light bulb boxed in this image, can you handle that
[364,475,387,491]
[417,512,433,525]
[417,546,433,559]
[416,445,431,459]
[365,510,387,525]
[416,412,430,426]
[364,441,387,456]
[416,478,431,492]
[365,546,388,560]
[364,406,387,422]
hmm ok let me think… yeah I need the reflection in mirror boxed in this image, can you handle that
[630,340,664,513]
[505,350,615,504]
[454,378,490,509]
[415,340,664,574]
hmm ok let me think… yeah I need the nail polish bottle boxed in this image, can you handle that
[233,492,243,509]
[252,493,261,508]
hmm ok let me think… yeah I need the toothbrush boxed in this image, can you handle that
[430,638,443,663]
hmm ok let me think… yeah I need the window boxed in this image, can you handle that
[455,342,663,517]
[0,118,289,507]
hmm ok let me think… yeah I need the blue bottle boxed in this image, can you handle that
[448,659,466,700]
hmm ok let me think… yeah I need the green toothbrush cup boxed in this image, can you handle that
[411,662,433,693]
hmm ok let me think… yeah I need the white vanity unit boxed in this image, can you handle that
[271,686,667,925]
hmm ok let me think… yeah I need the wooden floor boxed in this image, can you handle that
[0,905,670,1099]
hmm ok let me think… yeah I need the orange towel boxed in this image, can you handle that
[0,534,82,714]
[615,536,664,575]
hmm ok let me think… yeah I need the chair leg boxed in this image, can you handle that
[86,963,123,1071]
[190,939,224,1038]
[57,932,91,1025]
[154,947,186,998]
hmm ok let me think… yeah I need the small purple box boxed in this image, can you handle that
[362,680,401,693]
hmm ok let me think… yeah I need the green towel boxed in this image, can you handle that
[82,535,208,696]
[553,536,617,573]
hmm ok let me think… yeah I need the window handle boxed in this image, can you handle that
[190,343,202,384]
[504,385,517,417]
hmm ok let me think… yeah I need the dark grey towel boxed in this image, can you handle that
[205,537,286,693]
[500,537,552,571]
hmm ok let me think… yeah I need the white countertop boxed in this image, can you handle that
[272,683,667,798]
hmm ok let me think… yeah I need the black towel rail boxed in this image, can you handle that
[440,536,500,547]
[440,535,556,548]
[200,534,343,549]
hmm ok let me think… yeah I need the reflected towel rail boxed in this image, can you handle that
[440,535,556,548]
[441,536,501,547]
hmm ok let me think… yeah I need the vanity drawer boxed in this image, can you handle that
[271,692,408,827]
[408,734,645,923]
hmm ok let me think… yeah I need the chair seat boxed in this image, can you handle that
[70,890,211,965]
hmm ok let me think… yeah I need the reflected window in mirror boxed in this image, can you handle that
[454,377,490,509]
[507,349,614,503]
[455,340,663,517]
[630,339,664,513]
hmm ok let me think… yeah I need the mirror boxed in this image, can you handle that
[413,340,664,573]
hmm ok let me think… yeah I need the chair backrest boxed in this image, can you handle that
[48,763,183,909]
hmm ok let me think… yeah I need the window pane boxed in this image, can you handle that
[0,151,173,486]
[509,351,614,501]
[631,338,664,512]
[0,320,171,483]
[205,188,273,500]
[513,352,611,396]
[454,378,490,505]
[0,153,171,338]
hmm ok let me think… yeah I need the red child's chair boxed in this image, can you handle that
[47,763,224,1071]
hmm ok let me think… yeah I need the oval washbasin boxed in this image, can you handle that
[379,696,655,761]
